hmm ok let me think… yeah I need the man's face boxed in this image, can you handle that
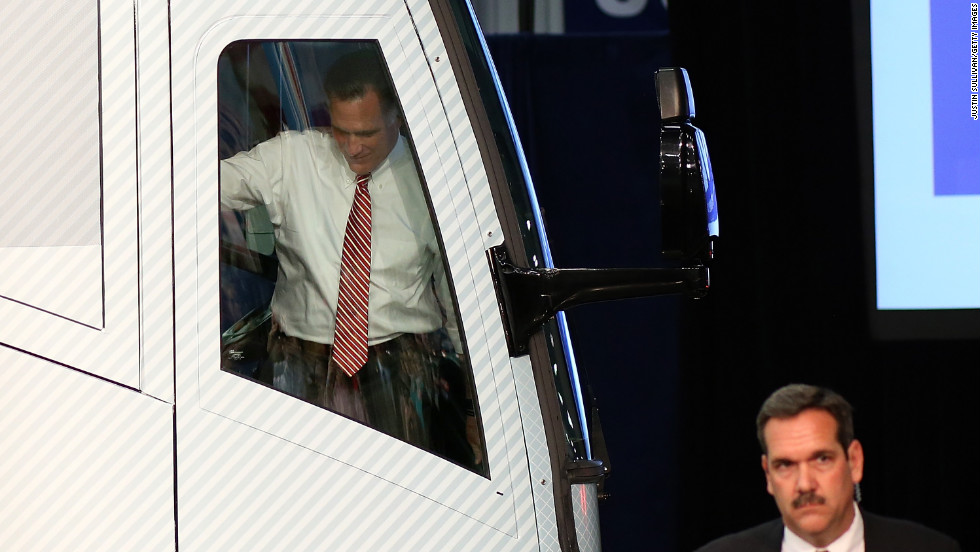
[328,88,401,175]
[761,408,864,548]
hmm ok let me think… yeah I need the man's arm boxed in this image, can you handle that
[219,134,286,213]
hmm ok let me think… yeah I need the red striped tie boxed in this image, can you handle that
[332,173,372,377]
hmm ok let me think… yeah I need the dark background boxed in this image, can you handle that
[487,1,979,550]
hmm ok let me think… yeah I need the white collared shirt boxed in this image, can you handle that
[782,502,865,552]
[221,130,456,347]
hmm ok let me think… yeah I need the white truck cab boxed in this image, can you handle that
[0,1,716,550]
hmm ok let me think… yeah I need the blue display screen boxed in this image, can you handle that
[870,0,980,311]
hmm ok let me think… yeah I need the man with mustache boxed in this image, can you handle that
[695,384,959,551]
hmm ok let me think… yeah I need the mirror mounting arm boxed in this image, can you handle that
[489,246,708,356]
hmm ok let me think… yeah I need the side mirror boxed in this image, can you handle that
[491,66,719,355]
[656,67,719,264]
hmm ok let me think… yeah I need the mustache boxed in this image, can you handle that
[792,492,826,509]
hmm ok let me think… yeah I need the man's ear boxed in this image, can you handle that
[847,439,864,485]
[762,454,774,496]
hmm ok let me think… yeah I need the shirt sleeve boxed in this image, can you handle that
[219,133,287,213]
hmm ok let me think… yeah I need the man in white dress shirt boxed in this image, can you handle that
[220,48,477,471]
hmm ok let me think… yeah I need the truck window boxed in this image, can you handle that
[217,40,487,476]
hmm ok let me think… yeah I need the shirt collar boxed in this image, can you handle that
[340,136,406,191]
[782,502,864,552]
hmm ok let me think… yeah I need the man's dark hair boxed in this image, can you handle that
[756,383,855,455]
[324,48,399,120]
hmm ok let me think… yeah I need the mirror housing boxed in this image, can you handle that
[657,67,719,264]
[490,66,719,356]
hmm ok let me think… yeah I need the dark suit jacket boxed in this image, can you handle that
[694,509,960,552]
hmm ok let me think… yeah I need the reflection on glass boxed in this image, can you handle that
[442,4,592,461]
[217,40,487,476]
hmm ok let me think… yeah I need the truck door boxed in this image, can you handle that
[171,1,577,549]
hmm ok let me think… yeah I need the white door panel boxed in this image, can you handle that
[177,407,530,550]
[137,0,178,403]
[0,347,174,551]
[0,0,140,388]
